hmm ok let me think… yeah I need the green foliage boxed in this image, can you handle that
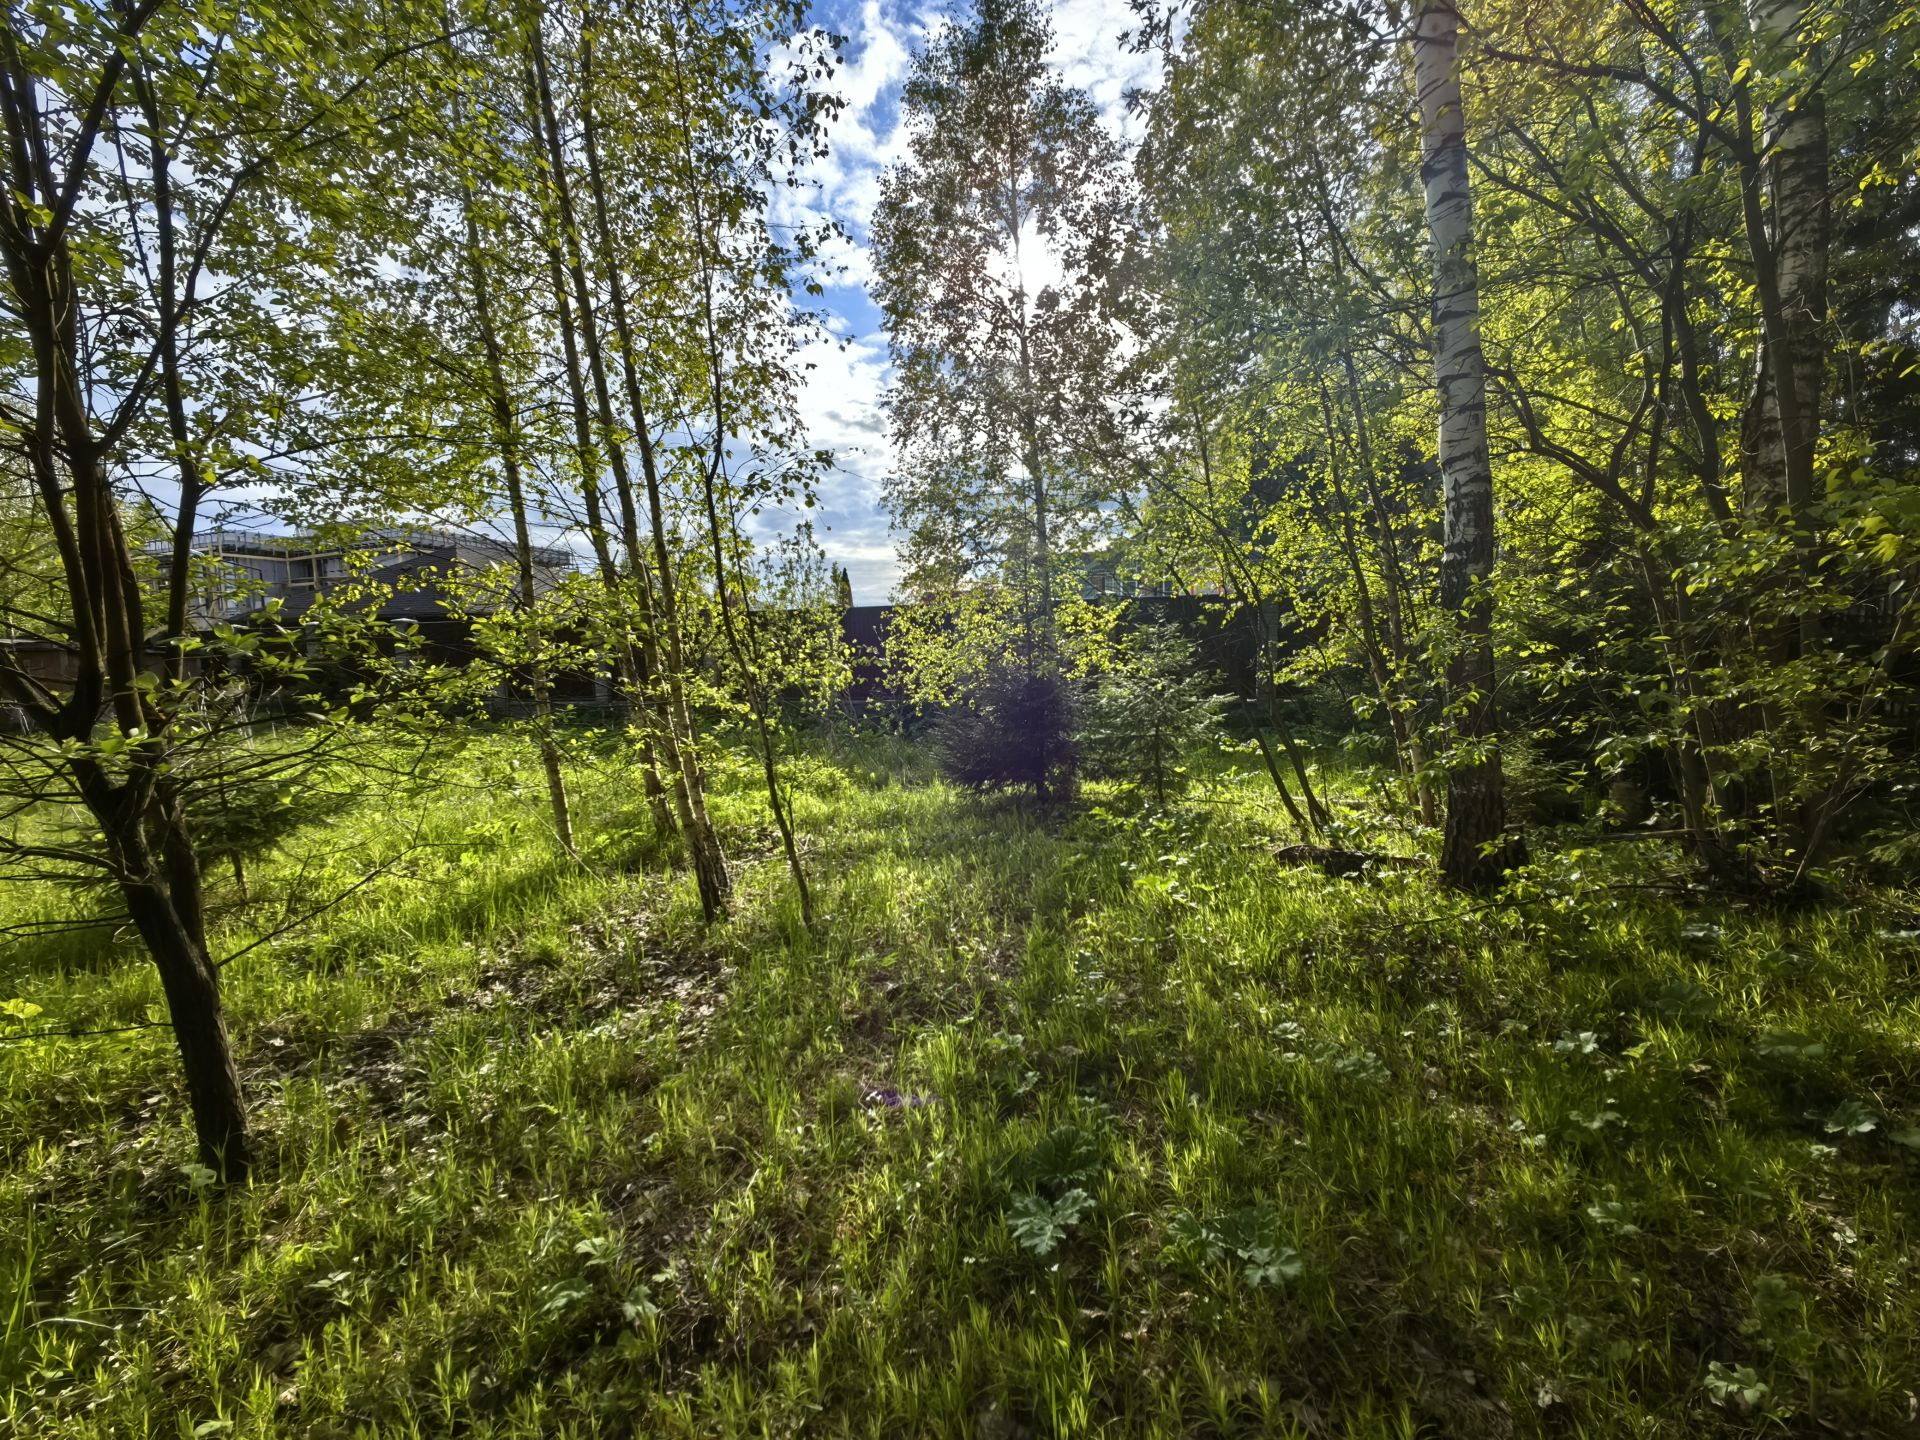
[1006,1189,1095,1257]
[1702,1361,1773,1415]
[872,0,1132,640]
[932,664,1078,799]
[1082,623,1231,804]
[1126,0,1920,884]
[1018,1123,1103,1191]
[6,0,1920,1428]
[1167,1207,1303,1290]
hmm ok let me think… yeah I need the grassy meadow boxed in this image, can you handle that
[3,728,1919,1437]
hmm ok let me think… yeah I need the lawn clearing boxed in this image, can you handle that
[3,731,1918,1437]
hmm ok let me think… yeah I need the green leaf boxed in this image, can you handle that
[1755,1030,1826,1061]
[1166,1206,1302,1288]
[179,1163,218,1190]
[1820,1099,1879,1137]
[1019,1125,1101,1190]
[1702,1360,1769,1411]
[574,1235,617,1268]
[1585,1199,1642,1237]
[538,1282,589,1317]
[1007,1189,1095,1256]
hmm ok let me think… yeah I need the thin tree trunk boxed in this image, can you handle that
[0,49,252,1173]
[1741,0,1829,869]
[130,64,207,685]
[121,825,249,1178]
[1005,149,1055,672]
[1273,722,1331,832]
[1633,549,1756,887]
[518,44,682,847]
[1736,0,1827,529]
[627,18,811,921]
[1256,731,1314,834]
[651,97,814,924]
[1413,0,1512,890]
[531,23,728,916]
[1313,373,1432,824]
[1340,352,1438,825]
[459,178,576,859]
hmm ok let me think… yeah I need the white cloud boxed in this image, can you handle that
[1047,0,1161,140]
[775,0,917,238]
[797,334,898,600]
[737,328,900,599]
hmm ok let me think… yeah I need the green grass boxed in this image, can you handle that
[4,728,1919,1436]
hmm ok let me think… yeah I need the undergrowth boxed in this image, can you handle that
[2,728,1918,1436]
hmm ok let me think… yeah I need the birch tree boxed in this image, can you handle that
[872,0,1130,674]
[1734,0,1830,529]
[524,13,735,917]
[0,0,452,1176]
[457,176,577,858]
[1411,0,1512,889]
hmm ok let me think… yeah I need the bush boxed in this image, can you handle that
[933,665,1078,800]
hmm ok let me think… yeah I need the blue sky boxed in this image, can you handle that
[762,0,1158,604]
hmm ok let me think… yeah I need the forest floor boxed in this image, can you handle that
[3,730,1920,1437]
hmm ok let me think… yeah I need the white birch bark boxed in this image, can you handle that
[1747,0,1828,518]
[1412,0,1509,887]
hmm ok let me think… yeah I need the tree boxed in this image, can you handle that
[1083,623,1230,805]
[933,663,1079,799]
[654,0,840,926]
[1141,0,1919,888]
[1462,0,1920,885]
[1411,0,1511,889]
[1130,0,1446,828]
[0,0,453,1178]
[455,153,577,859]
[872,0,1132,674]
[524,5,734,916]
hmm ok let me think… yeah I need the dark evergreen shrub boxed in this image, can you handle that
[933,665,1078,800]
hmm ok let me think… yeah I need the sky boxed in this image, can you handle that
[762,0,1159,605]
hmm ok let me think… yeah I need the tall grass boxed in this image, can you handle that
[2,727,1917,1436]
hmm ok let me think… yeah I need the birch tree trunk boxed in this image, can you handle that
[1754,0,1831,877]
[1411,0,1511,890]
[1740,0,1828,527]
[645,20,815,925]
[1718,0,1829,871]
[524,103,680,846]
[569,28,738,905]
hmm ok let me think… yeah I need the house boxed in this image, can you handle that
[151,528,576,626]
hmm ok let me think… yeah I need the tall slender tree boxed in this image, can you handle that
[0,0,452,1176]
[524,13,732,916]
[872,0,1130,672]
[458,175,577,858]
[1411,0,1511,888]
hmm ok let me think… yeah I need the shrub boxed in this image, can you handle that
[933,665,1078,800]
[1083,624,1230,804]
